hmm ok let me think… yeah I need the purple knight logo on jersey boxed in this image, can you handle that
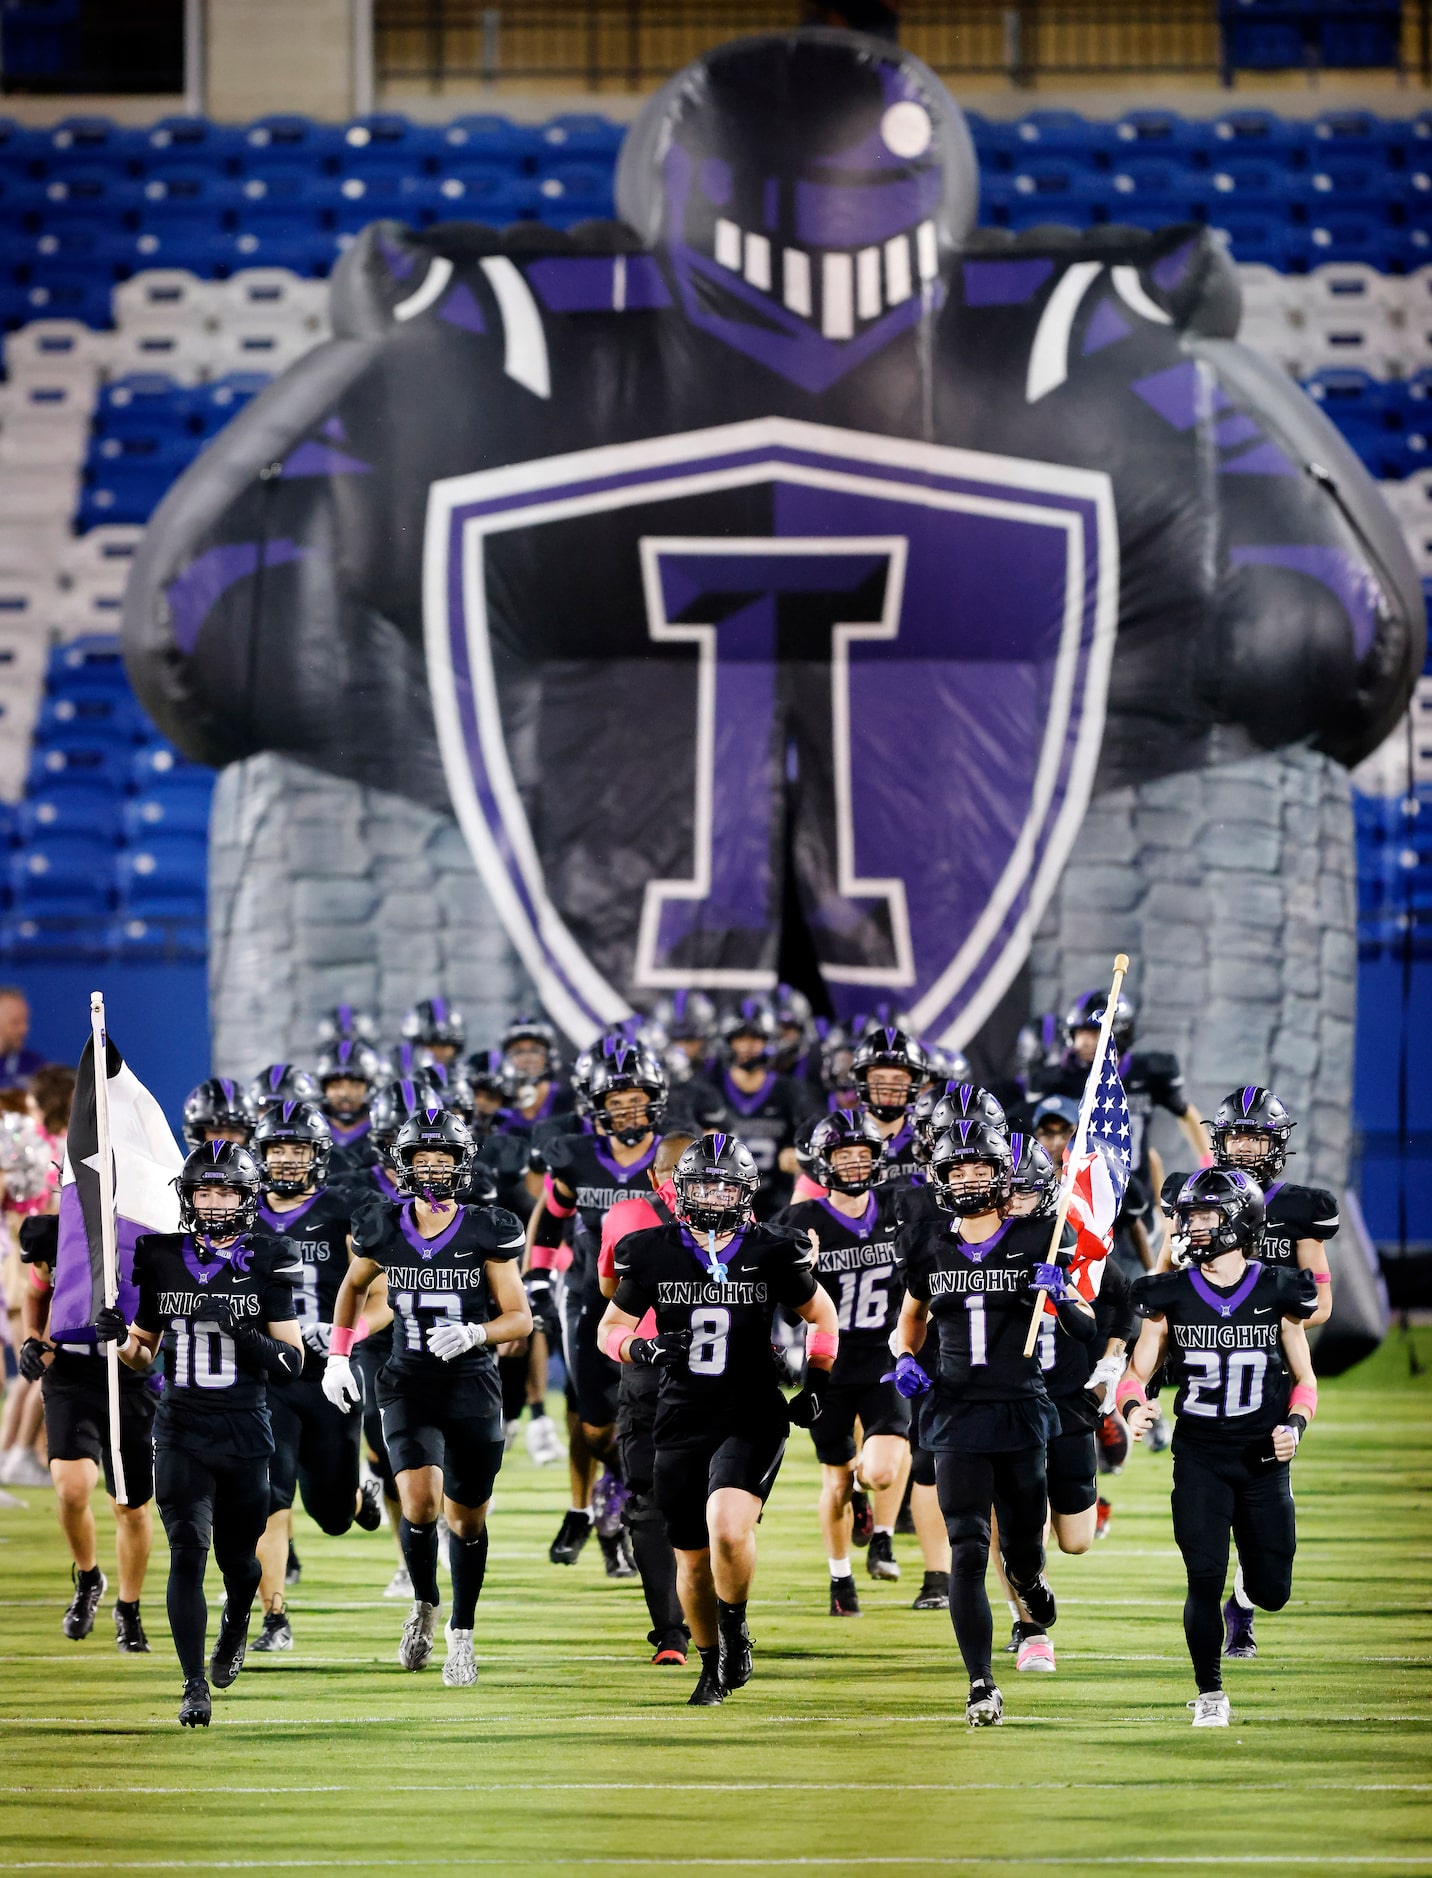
[425,418,1116,1048]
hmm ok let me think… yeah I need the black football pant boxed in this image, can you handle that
[1171,1441,1296,1693]
[267,1375,361,1534]
[156,1442,270,1684]
[934,1446,1048,1684]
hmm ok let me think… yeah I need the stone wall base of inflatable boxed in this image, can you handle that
[1031,746,1356,1197]
[207,751,533,1071]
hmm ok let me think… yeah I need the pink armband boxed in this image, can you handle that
[1114,1374,1147,1413]
[1313,1271,1331,1284]
[806,1330,838,1361]
[1198,1150,1215,1168]
[543,1175,576,1219]
[529,1244,560,1271]
[330,1324,358,1358]
[602,1326,632,1364]
[1289,1383,1318,1418]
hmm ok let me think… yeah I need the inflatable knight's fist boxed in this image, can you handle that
[125,28,1424,1044]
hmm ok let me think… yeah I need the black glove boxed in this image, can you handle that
[627,1330,692,1370]
[18,1336,50,1382]
[199,1296,236,1334]
[94,1306,128,1345]
[786,1366,829,1429]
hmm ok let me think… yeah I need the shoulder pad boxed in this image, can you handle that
[1271,1263,1319,1319]
[1160,1171,1188,1210]
[474,1206,527,1254]
[1279,1185,1340,1240]
[17,1213,58,1264]
[1131,1270,1182,1317]
[350,1196,395,1251]
[1135,1051,1182,1079]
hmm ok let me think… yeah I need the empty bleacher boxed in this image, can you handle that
[0,101,1426,966]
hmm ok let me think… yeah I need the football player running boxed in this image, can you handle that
[851,1027,927,1188]
[96,1144,303,1726]
[598,1133,839,1706]
[325,1109,530,1687]
[716,1000,816,1216]
[777,1109,910,1611]
[248,1101,384,1656]
[1119,1167,1318,1725]
[893,1122,1095,1726]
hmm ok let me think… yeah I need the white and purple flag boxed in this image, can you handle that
[49,1031,185,1339]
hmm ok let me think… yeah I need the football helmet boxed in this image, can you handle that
[929,1120,1015,1217]
[401,997,467,1053]
[252,1100,332,1197]
[928,1083,1008,1138]
[673,1132,760,1236]
[369,1077,426,1165]
[1008,1131,1058,1218]
[176,1141,263,1239]
[653,988,717,1047]
[808,1108,886,1196]
[500,1014,559,1082]
[314,1004,379,1048]
[1064,988,1136,1056]
[1210,1086,1295,1181]
[419,1060,476,1126]
[249,1063,321,1113]
[818,1028,859,1105]
[852,1026,927,1122]
[720,997,779,1064]
[1173,1166,1266,1263]
[182,1077,258,1149]
[391,1107,475,1201]
[590,1044,668,1146]
[316,1038,381,1123]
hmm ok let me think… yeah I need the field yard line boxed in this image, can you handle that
[3,1781,1428,1798]
[4,1856,1432,1872]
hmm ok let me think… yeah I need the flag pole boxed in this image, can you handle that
[90,992,128,1506]
[1021,953,1129,1359]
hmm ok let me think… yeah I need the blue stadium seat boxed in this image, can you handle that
[9,837,114,914]
[36,686,149,745]
[20,271,115,325]
[48,637,130,691]
[95,375,201,440]
[30,740,132,795]
[142,117,250,166]
[140,165,252,215]
[1219,3,1309,75]
[1304,366,1396,424]
[0,916,108,963]
[431,167,539,223]
[538,115,625,161]
[77,471,175,530]
[39,168,146,222]
[123,787,211,839]
[1317,4,1402,69]
[1112,111,1214,167]
[439,115,539,167]
[117,834,208,918]
[535,163,616,223]
[131,741,205,789]
[89,431,203,476]
[195,373,271,433]
[341,115,445,172]
[18,790,123,843]
[106,916,207,961]
[1014,110,1116,168]
[1210,107,1313,164]
[239,116,347,168]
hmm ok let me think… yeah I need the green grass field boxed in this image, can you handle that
[1,1328,1430,1877]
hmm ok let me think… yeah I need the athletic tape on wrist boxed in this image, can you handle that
[1114,1374,1147,1412]
[542,1175,576,1219]
[602,1326,631,1364]
[528,1244,559,1270]
[806,1330,838,1361]
[330,1324,357,1358]
[1289,1382,1318,1418]
[1313,1271,1331,1284]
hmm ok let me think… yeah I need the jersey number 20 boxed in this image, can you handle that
[1182,1349,1267,1418]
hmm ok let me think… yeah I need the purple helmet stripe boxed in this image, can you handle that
[1242,1085,1258,1117]
[338,1003,352,1030]
[269,1065,284,1093]
[958,1119,972,1144]
[400,1077,416,1110]
[219,1077,235,1105]
[432,996,447,1023]
[710,1131,727,1159]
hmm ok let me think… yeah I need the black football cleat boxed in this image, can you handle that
[63,1566,106,1641]
[250,1610,293,1654]
[687,1647,725,1706]
[114,1600,150,1654]
[1004,1619,1022,1654]
[717,1616,753,1691]
[284,1542,301,1587]
[1014,1572,1057,1630]
[1223,1594,1257,1659]
[829,1575,861,1617]
[866,1531,900,1581]
[850,1488,874,1548]
[209,1602,251,1689]
[549,1508,593,1566]
[355,1477,384,1532]
[911,1570,949,1611]
[650,1627,688,1666]
[598,1529,638,1579]
[966,1676,1003,1727]
[178,1678,212,1727]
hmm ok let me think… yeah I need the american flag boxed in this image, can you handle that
[1058,1033,1133,1303]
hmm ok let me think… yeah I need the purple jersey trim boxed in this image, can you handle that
[952,1219,1012,1264]
[815,1192,877,1237]
[1188,1259,1264,1319]
[593,1136,659,1185]
[722,1069,777,1117]
[257,1191,321,1233]
[399,1202,466,1261]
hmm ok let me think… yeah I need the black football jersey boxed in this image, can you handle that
[1161,1172,1338,1271]
[613,1220,819,1420]
[875,1120,921,1188]
[328,1118,378,1176]
[665,1072,727,1135]
[777,1191,903,1372]
[545,1129,662,1287]
[256,1185,354,1363]
[475,1130,534,1216]
[335,1160,404,1205]
[133,1229,301,1451]
[350,1197,524,1378]
[1132,1260,1317,1446]
[1034,1255,1137,1427]
[528,1108,590,1173]
[900,1214,1072,1402]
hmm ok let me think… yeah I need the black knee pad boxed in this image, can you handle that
[167,1540,208,1584]
[1002,1539,1046,1588]
[950,1534,990,1582]
[945,1510,991,1556]
[624,1491,665,1534]
[1242,1566,1292,1613]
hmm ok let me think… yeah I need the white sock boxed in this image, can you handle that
[571,1506,592,1521]
[873,1525,893,1538]
[828,1557,853,1578]
[1232,1564,1253,1611]
[1007,1599,1022,1622]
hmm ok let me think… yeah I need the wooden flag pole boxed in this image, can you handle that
[90,992,128,1507]
[1021,953,1130,1359]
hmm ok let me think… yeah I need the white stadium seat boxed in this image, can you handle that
[60,526,144,588]
[113,269,217,332]
[4,319,110,387]
[103,326,218,385]
[0,466,80,524]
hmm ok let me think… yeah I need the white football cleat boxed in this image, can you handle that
[1190,1691,1231,1727]
[525,1415,563,1466]
[1016,1634,1056,1673]
[966,1678,1003,1726]
[442,1623,479,1688]
[398,1600,439,1671]
[383,1566,413,1600]
[503,1418,521,1453]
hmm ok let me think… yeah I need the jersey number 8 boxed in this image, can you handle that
[688,1306,730,1376]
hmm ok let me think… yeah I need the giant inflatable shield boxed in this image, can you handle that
[428,419,1116,1042]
